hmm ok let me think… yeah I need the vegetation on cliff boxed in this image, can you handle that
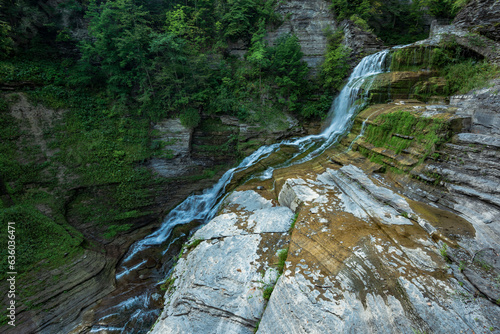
[331,0,469,44]
[0,1,323,321]
[0,0,498,329]
[391,41,500,98]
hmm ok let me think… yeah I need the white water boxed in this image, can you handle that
[121,143,280,264]
[95,48,391,333]
[346,109,379,152]
[120,48,390,265]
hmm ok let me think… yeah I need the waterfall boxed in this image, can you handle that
[122,49,390,262]
[122,143,281,262]
[347,114,372,152]
[92,48,392,334]
[290,49,390,162]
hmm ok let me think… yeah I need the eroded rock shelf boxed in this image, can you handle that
[150,81,500,333]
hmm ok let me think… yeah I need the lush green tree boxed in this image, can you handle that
[320,28,351,91]
[219,0,277,43]
[268,34,309,108]
[0,4,13,58]
[246,18,270,100]
[81,0,153,98]
[221,0,259,41]
[165,1,215,47]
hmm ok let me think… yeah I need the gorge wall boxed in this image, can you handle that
[1,0,499,333]
[150,79,500,334]
[148,6,500,333]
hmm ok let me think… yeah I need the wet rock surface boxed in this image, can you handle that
[152,159,500,333]
[150,190,293,334]
[2,250,115,334]
[266,0,335,70]
[151,85,500,333]
[259,166,500,333]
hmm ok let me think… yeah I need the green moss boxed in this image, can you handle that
[289,213,299,232]
[253,320,261,333]
[0,204,84,281]
[160,276,176,292]
[238,139,262,153]
[184,238,203,252]
[364,110,449,159]
[263,284,274,300]
[181,165,225,182]
[390,45,499,97]
[390,45,462,72]
[103,223,133,239]
[276,247,288,275]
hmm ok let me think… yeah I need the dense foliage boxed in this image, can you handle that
[391,42,500,98]
[320,28,351,91]
[0,0,496,322]
[0,2,329,304]
[330,0,467,45]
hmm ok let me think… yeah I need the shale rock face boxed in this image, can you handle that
[452,79,500,135]
[341,20,384,61]
[148,118,197,178]
[424,21,500,63]
[151,162,500,334]
[266,0,335,69]
[453,0,500,42]
[151,85,500,333]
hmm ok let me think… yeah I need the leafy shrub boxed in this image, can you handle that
[444,60,500,95]
[0,204,84,280]
[179,108,201,128]
[320,36,351,91]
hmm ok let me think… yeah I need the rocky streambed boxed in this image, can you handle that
[149,81,500,333]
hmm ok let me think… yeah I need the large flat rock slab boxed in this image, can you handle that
[150,191,293,334]
[258,166,500,333]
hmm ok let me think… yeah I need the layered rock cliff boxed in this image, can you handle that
[265,0,335,69]
[0,92,304,334]
[149,21,500,331]
[150,82,500,332]
[453,0,500,42]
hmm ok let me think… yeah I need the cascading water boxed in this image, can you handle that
[89,48,392,334]
[346,110,379,152]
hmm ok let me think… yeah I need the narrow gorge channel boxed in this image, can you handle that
[2,1,500,333]
[85,49,394,334]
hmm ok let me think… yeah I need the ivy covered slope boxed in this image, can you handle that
[0,0,327,331]
[0,0,492,332]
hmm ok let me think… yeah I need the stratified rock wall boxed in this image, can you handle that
[266,0,335,69]
[451,79,500,135]
[150,76,500,333]
[258,166,500,333]
[341,20,385,60]
[151,161,500,333]
[453,0,500,41]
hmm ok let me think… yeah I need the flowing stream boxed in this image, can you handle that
[88,48,392,334]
